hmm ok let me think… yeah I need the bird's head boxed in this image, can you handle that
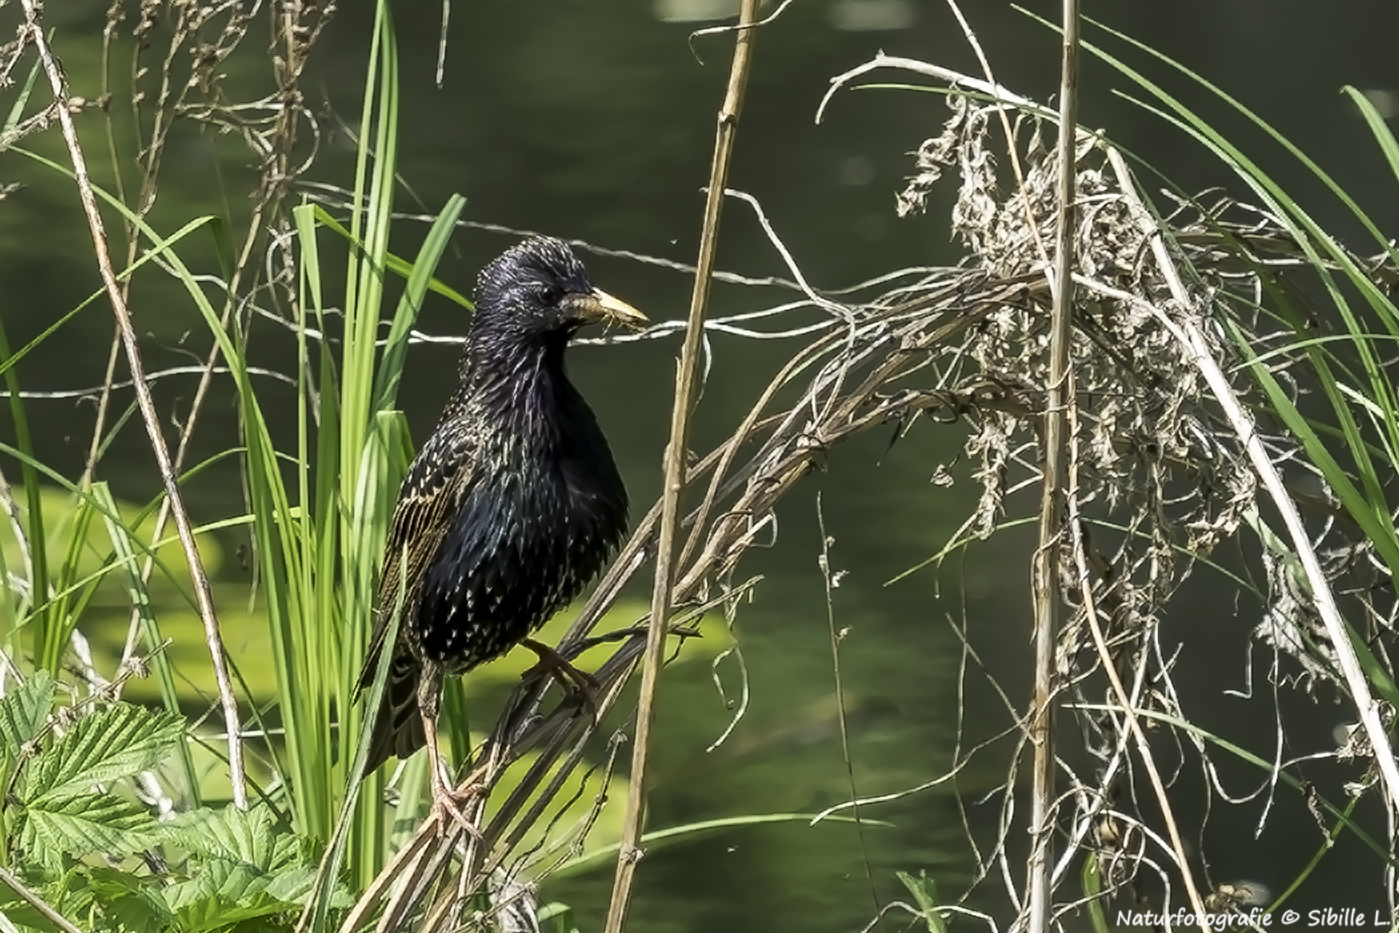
[472,236,648,343]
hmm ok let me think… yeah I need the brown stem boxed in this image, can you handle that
[1025,1,1078,929]
[17,0,247,809]
[602,10,761,927]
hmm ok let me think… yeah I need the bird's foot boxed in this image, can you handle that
[429,769,484,840]
[521,638,600,720]
[412,670,486,840]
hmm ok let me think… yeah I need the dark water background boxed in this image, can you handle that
[4,0,1399,930]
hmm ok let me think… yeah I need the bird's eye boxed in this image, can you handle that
[540,284,565,305]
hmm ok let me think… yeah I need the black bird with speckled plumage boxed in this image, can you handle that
[356,237,646,826]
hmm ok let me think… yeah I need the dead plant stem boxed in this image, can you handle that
[17,0,248,809]
[1026,2,1078,930]
[602,3,762,929]
[817,53,1056,127]
[0,866,85,933]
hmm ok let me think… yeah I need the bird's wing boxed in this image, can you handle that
[356,431,478,695]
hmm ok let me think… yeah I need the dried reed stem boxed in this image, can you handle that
[16,0,247,809]
[602,2,763,929]
[1025,2,1078,930]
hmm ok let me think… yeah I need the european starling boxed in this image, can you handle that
[356,236,646,832]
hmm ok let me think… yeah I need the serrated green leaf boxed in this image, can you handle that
[22,703,182,804]
[261,866,324,906]
[163,805,281,867]
[34,869,98,929]
[148,805,337,933]
[0,880,59,931]
[0,670,56,752]
[164,858,267,908]
[160,858,303,933]
[89,866,175,933]
[168,895,287,933]
[19,793,158,869]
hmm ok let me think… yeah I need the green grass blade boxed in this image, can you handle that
[1081,854,1111,933]
[372,193,468,413]
[0,301,48,652]
[308,206,471,310]
[2,57,40,132]
[90,482,201,804]
[1070,702,1391,861]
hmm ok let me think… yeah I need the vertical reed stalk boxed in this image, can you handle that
[1026,1,1079,929]
[602,3,763,930]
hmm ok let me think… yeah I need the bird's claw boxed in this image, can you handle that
[521,638,600,722]
[430,793,483,840]
[429,769,484,840]
[551,662,601,720]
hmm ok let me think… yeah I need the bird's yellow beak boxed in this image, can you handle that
[570,288,649,332]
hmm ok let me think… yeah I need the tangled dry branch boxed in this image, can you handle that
[337,74,1399,933]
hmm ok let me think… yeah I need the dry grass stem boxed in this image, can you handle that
[16,0,248,809]
[603,2,764,930]
[1106,147,1399,822]
[1025,3,1080,931]
[102,2,325,707]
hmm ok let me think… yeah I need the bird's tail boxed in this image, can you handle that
[361,650,428,775]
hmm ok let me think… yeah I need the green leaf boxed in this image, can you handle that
[2,57,41,133]
[166,859,267,911]
[1344,86,1399,193]
[895,870,949,933]
[538,903,580,933]
[90,481,201,806]
[89,866,175,933]
[371,193,468,413]
[0,669,55,752]
[22,703,182,804]
[0,876,67,931]
[162,806,284,871]
[228,920,292,933]
[261,866,323,906]
[166,890,278,930]
[153,806,337,931]
[19,793,158,872]
[160,857,307,933]
[36,869,99,929]
[308,206,472,310]
[1081,854,1111,933]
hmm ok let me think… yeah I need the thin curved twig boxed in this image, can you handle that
[1064,348,1213,928]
